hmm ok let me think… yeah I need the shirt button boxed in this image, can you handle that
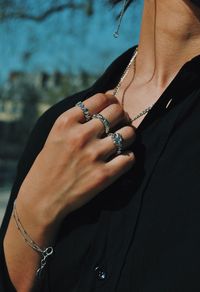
[94,266,107,280]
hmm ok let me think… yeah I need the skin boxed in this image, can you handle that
[107,0,200,128]
[3,0,200,291]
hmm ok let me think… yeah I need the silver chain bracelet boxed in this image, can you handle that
[13,200,54,277]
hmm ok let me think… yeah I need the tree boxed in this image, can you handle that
[0,0,94,22]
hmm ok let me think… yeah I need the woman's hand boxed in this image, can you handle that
[17,93,136,228]
[4,94,136,291]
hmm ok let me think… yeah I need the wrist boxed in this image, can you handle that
[15,193,60,247]
[13,199,55,277]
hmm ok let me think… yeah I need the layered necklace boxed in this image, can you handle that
[113,47,155,124]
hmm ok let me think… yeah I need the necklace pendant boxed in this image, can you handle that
[113,32,119,38]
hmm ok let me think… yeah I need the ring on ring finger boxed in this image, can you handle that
[92,113,110,135]
[76,101,92,122]
[108,132,124,155]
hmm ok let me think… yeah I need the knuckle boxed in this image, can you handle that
[109,103,125,119]
[71,126,94,149]
[72,133,88,149]
[85,146,100,162]
[116,104,125,118]
[127,126,137,139]
[55,113,74,128]
[127,152,136,163]
[95,166,110,183]
[84,148,94,161]
[96,93,110,105]
[80,126,94,143]
[82,124,95,138]
[90,150,99,162]
[95,93,118,107]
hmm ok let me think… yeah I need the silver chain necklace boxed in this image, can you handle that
[113,47,155,123]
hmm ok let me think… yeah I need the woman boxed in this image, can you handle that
[1,0,200,291]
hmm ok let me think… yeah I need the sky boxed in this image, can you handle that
[0,0,143,84]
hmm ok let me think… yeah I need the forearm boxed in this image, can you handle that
[3,198,58,292]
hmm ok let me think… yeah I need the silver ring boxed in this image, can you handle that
[92,113,110,135]
[76,101,92,122]
[108,132,124,155]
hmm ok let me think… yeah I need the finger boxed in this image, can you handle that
[86,103,127,137]
[97,126,136,160]
[68,93,119,123]
[105,151,136,180]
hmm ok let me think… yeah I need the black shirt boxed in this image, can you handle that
[1,46,200,291]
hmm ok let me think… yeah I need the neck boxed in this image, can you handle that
[136,0,200,89]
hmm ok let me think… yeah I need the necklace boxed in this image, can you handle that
[113,47,155,124]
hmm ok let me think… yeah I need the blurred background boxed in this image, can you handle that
[0,0,143,223]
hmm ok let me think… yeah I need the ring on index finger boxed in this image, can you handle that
[76,101,92,122]
[108,132,124,155]
[92,113,111,135]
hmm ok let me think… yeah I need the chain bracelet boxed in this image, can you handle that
[13,200,54,277]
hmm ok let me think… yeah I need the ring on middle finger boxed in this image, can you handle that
[92,113,110,135]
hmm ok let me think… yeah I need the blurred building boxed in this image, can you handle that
[0,70,97,187]
[0,70,96,122]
